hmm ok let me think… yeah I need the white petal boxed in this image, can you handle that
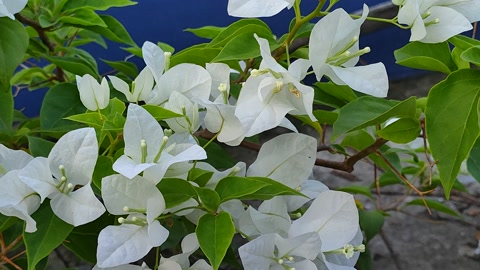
[50,184,105,226]
[247,133,317,188]
[142,41,165,83]
[76,74,108,111]
[284,180,329,212]
[255,34,285,73]
[238,234,276,269]
[122,104,164,163]
[97,224,153,268]
[420,6,472,43]
[228,0,291,17]
[49,128,98,186]
[206,63,231,99]
[134,67,155,102]
[148,64,211,105]
[101,174,164,215]
[147,220,169,246]
[109,76,134,102]
[0,144,33,176]
[19,157,57,202]
[164,92,200,133]
[275,232,322,260]
[158,261,182,270]
[328,63,389,97]
[289,191,359,252]
[113,155,157,179]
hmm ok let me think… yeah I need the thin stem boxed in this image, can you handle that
[154,247,160,270]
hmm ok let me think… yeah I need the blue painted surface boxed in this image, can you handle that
[16,0,414,117]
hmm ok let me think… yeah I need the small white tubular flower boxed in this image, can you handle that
[395,0,476,43]
[0,0,27,20]
[108,67,155,103]
[0,170,40,233]
[113,104,206,183]
[289,191,359,253]
[235,35,316,137]
[76,74,110,111]
[97,174,169,268]
[309,5,389,97]
[163,92,200,134]
[0,144,33,177]
[18,128,105,227]
[227,0,294,17]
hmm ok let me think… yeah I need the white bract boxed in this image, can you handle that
[0,144,33,177]
[163,91,200,134]
[18,128,105,226]
[227,0,294,17]
[97,174,169,268]
[235,35,316,137]
[76,74,110,111]
[113,104,206,183]
[0,0,27,20]
[109,67,155,103]
[309,5,389,97]
[394,0,478,43]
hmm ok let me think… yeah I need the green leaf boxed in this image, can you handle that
[215,176,270,203]
[24,202,74,270]
[460,45,480,66]
[102,59,138,78]
[314,82,357,109]
[448,35,480,51]
[157,178,197,209]
[63,213,114,263]
[185,25,226,39]
[404,198,461,217]
[198,138,236,169]
[56,47,98,74]
[394,41,456,73]
[213,31,276,62]
[92,156,115,192]
[59,8,106,27]
[195,187,221,213]
[43,55,97,77]
[27,136,55,157]
[141,104,183,120]
[451,47,470,69]
[66,112,105,129]
[313,110,338,125]
[0,18,28,134]
[359,210,385,242]
[236,177,306,200]
[467,137,480,184]
[377,118,421,143]
[40,83,86,131]
[188,168,214,187]
[0,214,18,232]
[425,69,480,198]
[76,15,137,46]
[170,45,221,67]
[196,212,235,270]
[0,90,13,136]
[332,96,416,141]
[337,185,373,200]
[208,19,271,48]
[62,0,136,11]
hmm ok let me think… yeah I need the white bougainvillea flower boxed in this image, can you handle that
[113,104,206,182]
[309,5,389,97]
[142,41,167,84]
[247,133,317,188]
[0,0,27,20]
[160,233,212,269]
[238,232,321,269]
[76,74,110,111]
[0,144,33,177]
[0,170,40,233]
[289,191,359,254]
[227,0,294,17]
[108,67,155,103]
[195,161,246,188]
[283,179,329,212]
[238,197,291,239]
[317,228,364,270]
[18,128,105,226]
[235,35,316,137]
[164,91,200,134]
[98,174,169,268]
[395,0,477,43]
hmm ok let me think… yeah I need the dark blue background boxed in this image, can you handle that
[16,0,413,116]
